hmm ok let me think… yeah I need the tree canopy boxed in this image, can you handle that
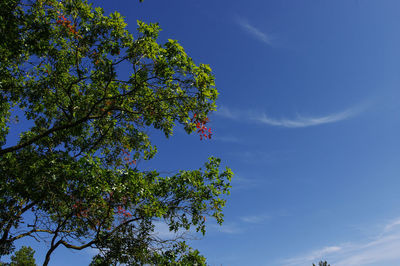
[313,261,330,266]
[0,0,232,264]
[4,246,37,266]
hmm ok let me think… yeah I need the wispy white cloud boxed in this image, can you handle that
[235,17,273,45]
[219,223,242,234]
[217,106,237,120]
[280,217,400,266]
[255,108,358,128]
[282,245,344,266]
[210,222,243,234]
[240,214,270,224]
[384,217,400,232]
[216,105,364,128]
[230,174,267,191]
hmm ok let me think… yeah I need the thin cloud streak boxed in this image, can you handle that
[240,214,270,224]
[236,17,273,45]
[230,174,267,191]
[216,105,364,128]
[280,217,400,266]
[281,245,343,266]
[255,108,358,128]
[209,222,243,234]
[217,106,237,120]
[384,217,400,232]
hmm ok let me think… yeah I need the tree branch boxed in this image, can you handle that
[0,114,101,156]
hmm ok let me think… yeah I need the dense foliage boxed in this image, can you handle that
[1,246,37,266]
[0,0,232,264]
[313,261,330,266]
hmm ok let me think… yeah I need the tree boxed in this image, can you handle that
[0,0,233,265]
[0,246,37,266]
[313,261,330,266]
[10,246,37,266]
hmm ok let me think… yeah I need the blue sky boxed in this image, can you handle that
[8,0,400,265]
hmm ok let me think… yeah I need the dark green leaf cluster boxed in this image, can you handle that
[0,0,232,264]
[11,246,36,266]
[1,246,37,266]
[313,261,330,266]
